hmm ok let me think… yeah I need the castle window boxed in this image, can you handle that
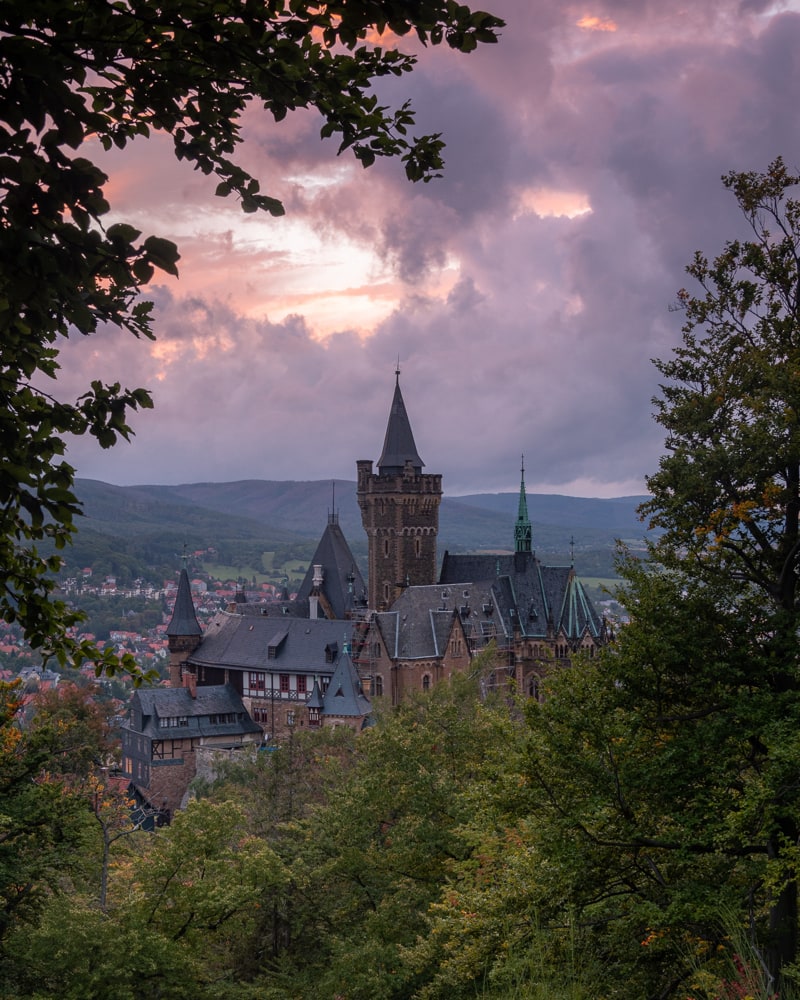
[308,706,320,728]
[286,711,295,727]
[373,674,384,696]
[415,537,421,557]
[383,538,390,557]
[279,674,290,693]
[422,674,431,691]
[247,672,265,695]
[384,583,390,602]
[297,674,307,694]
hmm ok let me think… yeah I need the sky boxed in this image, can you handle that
[53,0,800,498]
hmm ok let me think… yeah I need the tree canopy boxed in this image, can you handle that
[0,0,503,675]
[643,157,800,618]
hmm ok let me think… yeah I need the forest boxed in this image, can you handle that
[4,3,800,996]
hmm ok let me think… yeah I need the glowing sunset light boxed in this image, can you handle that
[52,0,800,500]
[516,187,592,220]
[576,15,617,32]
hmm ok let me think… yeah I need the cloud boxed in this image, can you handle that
[54,0,800,500]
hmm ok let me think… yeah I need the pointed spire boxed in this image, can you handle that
[322,640,371,718]
[167,567,202,637]
[376,366,424,475]
[514,455,533,554]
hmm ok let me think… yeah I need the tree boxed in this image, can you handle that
[0,1,503,676]
[519,562,786,999]
[0,681,103,956]
[643,158,800,612]
[640,158,800,983]
[278,668,518,999]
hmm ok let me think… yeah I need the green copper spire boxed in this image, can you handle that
[514,455,532,554]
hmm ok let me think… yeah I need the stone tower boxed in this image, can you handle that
[357,370,442,611]
[166,566,202,687]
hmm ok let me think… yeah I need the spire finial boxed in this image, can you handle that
[395,356,401,383]
[329,480,337,525]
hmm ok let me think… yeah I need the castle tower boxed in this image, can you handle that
[166,566,202,687]
[357,370,442,611]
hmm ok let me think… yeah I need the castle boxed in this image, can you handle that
[122,372,609,814]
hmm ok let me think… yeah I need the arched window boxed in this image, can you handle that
[415,537,422,557]
[373,674,384,697]
[422,674,431,691]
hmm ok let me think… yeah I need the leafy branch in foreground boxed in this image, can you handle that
[0,0,503,677]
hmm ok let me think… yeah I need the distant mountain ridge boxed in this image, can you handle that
[73,479,651,575]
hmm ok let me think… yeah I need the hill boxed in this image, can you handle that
[67,479,652,584]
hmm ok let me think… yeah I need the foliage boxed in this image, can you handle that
[0,682,101,956]
[643,156,800,615]
[266,667,525,998]
[641,157,800,983]
[0,0,503,677]
[118,799,286,980]
[497,161,800,997]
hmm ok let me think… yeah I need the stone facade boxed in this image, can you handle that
[357,373,441,610]
[121,677,263,816]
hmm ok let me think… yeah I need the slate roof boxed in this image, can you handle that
[167,568,202,637]
[322,647,371,719]
[294,516,368,619]
[376,372,424,475]
[375,585,462,659]
[438,550,605,642]
[187,612,353,675]
[384,581,511,653]
[130,684,262,740]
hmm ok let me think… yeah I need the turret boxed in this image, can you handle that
[357,369,442,611]
[166,567,202,687]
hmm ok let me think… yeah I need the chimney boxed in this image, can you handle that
[183,670,197,699]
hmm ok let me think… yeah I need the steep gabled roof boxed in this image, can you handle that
[166,568,202,637]
[374,584,465,660]
[187,613,348,674]
[438,551,604,642]
[130,684,262,740]
[322,646,371,718]
[295,516,367,619]
[376,371,424,475]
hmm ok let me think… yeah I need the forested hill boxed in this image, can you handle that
[70,479,651,581]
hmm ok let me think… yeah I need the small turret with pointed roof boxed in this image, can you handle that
[166,562,202,687]
[322,637,371,723]
[357,365,442,611]
[514,456,533,555]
